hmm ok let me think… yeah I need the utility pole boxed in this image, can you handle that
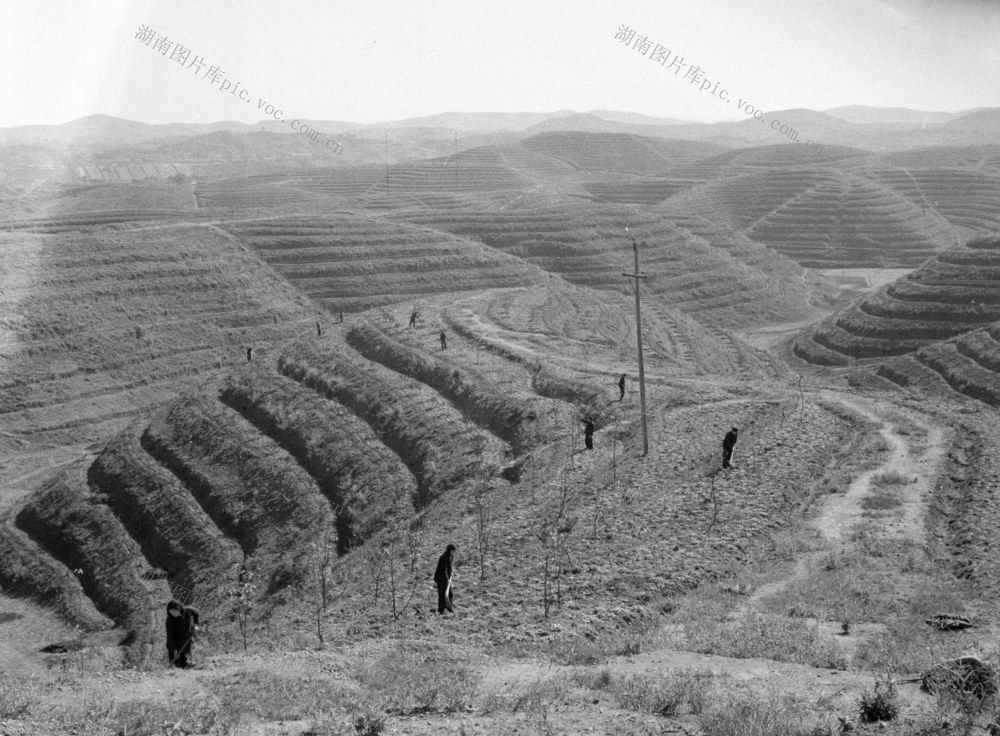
[622,238,649,456]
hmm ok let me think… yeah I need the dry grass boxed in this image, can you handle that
[699,691,831,736]
[762,550,903,625]
[686,612,848,670]
[353,650,478,715]
[0,676,37,719]
[871,469,912,488]
[611,670,713,716]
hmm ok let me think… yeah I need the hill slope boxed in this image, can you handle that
[794,233,1000,406]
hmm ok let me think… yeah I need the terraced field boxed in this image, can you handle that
[0,289,592,655]
[0,273,788,662]
[868,167,1000,235]
[582,177,701,204]
[877,321,1000,406]
[795,234,1000,405]
[675,169,954,267]
[221,215,549,313]
[389,201,813,328]
[10,126,1000,733]
[194,176,325,209]
[521,132,728,175]
[0,224,317,451]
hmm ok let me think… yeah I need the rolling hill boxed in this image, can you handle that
[793,233,1000,405]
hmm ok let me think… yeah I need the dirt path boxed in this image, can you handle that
[813,392,946,543]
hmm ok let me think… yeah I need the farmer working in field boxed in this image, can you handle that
[722,427,739,469]
[165,599,200,668]
[434,544,456,614]
[582,415,595,450]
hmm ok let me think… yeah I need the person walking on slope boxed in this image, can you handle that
[434,544,456,614]
[439,329,447,351]
[409,309,419,328]
[618,373,627,401]
[165,599,200,668]
[582,415,595,450]
[722,427,739,469]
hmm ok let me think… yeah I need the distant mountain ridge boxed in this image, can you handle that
[2,108,998,177]
[823,105,986,125]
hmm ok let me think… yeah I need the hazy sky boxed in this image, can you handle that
[2,0,998,128]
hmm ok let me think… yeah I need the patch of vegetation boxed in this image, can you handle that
[50,693,245,736]
[496,626,649,666]
[354,650,478,715]
[480,674,573,716]
[699,692,829,736]
[861,489,903,511]
[687,613,848,670]
[0,676,36,719]
[871,469,911,487]
[858,677,898,722]
[571,666,614,691]
[210,669,354,722]
[611,671,711,716]
[763,551,903,625]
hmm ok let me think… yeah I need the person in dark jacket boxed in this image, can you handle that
[722,427,739,469]
[316,320,322,337]
[433,544,456,614]
[582,416,595,450]
[618,373,627,401]
[246,346,253,362]
[166,599,200,668]
[439,329,447,350]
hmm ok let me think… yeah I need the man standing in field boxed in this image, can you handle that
[618,373,627,401]
[246,346,253,362]
[439,329,447,350]
[409,309,419,328]
[434,544,456,614]
[582,415,595,450]
[316,320,322,337]
[722,427,739,469]
[166,599,200,668]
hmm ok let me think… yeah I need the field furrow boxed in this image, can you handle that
[219,368,417,552]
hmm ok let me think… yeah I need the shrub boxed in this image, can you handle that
[858,677,898,722]
[353,710,386,736]
[871,470,910,487]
